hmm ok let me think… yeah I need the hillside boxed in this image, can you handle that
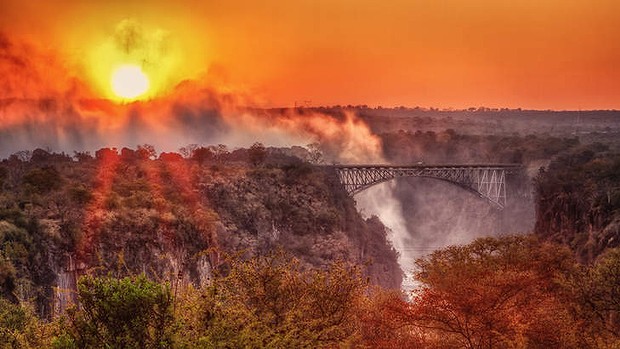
[534,144,620,262]
[0,147,401,318]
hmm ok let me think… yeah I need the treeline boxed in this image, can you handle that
[1,236,619,348]
[380,129,579,165]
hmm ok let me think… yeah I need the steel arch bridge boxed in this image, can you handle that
[323,164,524,209]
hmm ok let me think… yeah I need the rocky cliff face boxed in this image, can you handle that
[0,150,401,318]
[534,145,620,262]
[205,163,402,288]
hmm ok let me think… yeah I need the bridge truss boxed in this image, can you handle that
[326,164,523,209]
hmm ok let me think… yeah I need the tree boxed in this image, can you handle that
[0,298,51,348]
[68,185,93,205]
[158,152,183,162]
[178,144,198,159]
[410,235,581,349]
[190,147,214,163]
[30,148,52,163]
[73,151,93,162]
[0,166,7,189]
[183,250,366,348]
[356,288,428,348]
[136,144,157,160]
[306,142,324,164]
[210,144,229,162]
[0,259,17,303]
[248,142,267,167]
[22,166,63,194]
[564,248,620,346]
[120,147,137,161]
[95,148,118,161]
[534,150,620,262]
[8,151,31,163]
[61,275,174,349]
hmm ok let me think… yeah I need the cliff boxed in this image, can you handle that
[0,148,401,318]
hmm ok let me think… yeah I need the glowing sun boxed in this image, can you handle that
[111,65,150,99]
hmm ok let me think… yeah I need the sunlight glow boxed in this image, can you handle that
[111,65,150,100]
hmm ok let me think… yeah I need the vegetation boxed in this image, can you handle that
[410,236,580,348]
[0,145,400,320]
[380,129,580,164]
[0,127,619,347]
[535,144,620,261]
[174,250,365,348]
[57,275,173,349]
[0,236,618,348]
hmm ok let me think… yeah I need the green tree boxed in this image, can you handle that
[0,298,52,348]
[61,275,173,349]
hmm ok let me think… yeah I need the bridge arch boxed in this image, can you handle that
[324,164,523,209]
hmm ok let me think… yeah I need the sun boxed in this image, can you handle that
[110,65,150,100]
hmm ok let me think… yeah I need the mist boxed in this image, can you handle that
[356,176,535,291]
[0,31,382,162]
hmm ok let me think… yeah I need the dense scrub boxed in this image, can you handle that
[0,146,401,319]
[206,163,401,287]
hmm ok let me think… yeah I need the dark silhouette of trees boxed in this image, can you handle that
[73,151,93,162]
[248,142,266,166]
[190,147,214,163]
[137,144,157,160]
[535,146,620,261]
[120,147,137,161]
[95,148,118,161]
[22,166,62,194]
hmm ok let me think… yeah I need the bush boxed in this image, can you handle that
[0,298,51,348]
[60,275,174,349]
[22,167,63,194]
[180,250,366,348]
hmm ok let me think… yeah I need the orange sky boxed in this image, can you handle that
[2,0,619,109]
